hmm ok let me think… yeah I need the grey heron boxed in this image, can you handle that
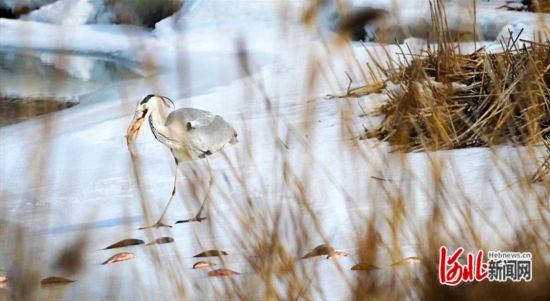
[126,94,237,229]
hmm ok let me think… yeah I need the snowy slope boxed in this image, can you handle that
[1,0,549,300]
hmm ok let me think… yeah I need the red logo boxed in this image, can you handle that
[439,246,488,285]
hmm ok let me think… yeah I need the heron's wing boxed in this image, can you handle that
[166,108,216,130]
[166,108,236,156]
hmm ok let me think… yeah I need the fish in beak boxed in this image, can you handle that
[126,105,148,153]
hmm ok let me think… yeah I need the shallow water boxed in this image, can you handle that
[0,95,77,126]
[0,48,143,98]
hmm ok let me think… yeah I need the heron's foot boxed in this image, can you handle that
[138,220,173,230]
[198,150,212,159]
[175,215,207,224]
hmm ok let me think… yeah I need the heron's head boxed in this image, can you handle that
[126,94,174,153]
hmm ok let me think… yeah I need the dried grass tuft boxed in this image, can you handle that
[362,5,550,152]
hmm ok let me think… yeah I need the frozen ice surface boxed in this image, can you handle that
[1,0,549,300]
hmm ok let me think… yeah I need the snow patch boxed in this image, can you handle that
[0,0,55,12]
[22,0,183,27]
[23,0,112,25]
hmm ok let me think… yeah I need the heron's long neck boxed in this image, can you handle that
[148,108,172,144]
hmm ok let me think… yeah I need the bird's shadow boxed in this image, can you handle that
[36,216,143,235]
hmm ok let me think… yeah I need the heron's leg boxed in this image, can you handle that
[138,161,179,229]
[175,158,213,224]
[195,160,214,219]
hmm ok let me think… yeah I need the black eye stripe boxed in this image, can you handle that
[139,94,155,105]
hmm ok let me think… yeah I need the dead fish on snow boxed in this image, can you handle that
[103,239,145,250]
[391,256,422,267]
[193,261,216,269]
[102,252,136,265]
[193,250,228,257]
[40,276,75,286]
[302,244,335,259]
[207,269,240,277]
[146,237,174,246]
[351,263,381,271]
[326,251,350,260]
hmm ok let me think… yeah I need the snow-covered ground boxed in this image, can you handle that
[1,0,549,300]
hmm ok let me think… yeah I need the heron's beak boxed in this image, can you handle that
[126,108,148,153]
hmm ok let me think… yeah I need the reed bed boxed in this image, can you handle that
[363,17,550,152]
[500,0,550,12]
[527,0,550,12]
